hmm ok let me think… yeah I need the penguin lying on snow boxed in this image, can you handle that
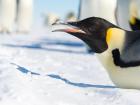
[52,17,140,89]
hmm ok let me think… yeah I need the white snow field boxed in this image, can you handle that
[0,26,139,105]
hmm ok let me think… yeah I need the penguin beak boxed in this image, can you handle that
[52,20,86,34]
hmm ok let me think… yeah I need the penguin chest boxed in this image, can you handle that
[97,52,140,89]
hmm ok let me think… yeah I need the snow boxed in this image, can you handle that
[0,26,139,105]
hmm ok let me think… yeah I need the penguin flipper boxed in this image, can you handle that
[112,31,140,68]
[112,49,140,68]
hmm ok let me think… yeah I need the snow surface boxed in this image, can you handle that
[0,26,140,105]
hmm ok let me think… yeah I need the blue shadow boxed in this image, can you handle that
[42,38,85,47]
[36,37,85,47]
[48,74,117,89]
[2,36,93,54]
[12,63,115,89]
[4,44,88,54]
[11,63,40,75]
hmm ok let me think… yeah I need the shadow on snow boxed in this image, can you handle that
[3,38,94,54]
[11,63,40,75]
[48,74,117,89]
[43,38,85,47]
[4,43,88,54]
[12,63,117,89]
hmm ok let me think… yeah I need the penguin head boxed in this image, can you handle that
[52,17,117,53]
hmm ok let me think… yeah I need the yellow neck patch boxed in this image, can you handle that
[106,28,125,50]
[130,16,136,25]
[106,28,113,45]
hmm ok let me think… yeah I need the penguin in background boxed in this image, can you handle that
[129,0,140,31]
[0,0,33,34]
[116,0,131,31]
[0,0,2,32]
[52,17,140,89]
[16,0,33,33]
[0,0,16,33]
[116,0,140,31]
[79,0,117,24]
[78,0,117,53]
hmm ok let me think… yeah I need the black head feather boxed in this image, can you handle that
[53,17,118,53]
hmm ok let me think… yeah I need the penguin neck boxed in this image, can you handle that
[96,28,126,74]
[106,28,125,51]
[95,28,140,89]
[96,49,121,85]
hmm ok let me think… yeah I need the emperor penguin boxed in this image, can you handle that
[52,17,140,89]
[0,0,2,32]
[113,0,140,31]
[16,0,33,33]
[79,0,117,24]
[0,0,16,33]
[129,0,140,31]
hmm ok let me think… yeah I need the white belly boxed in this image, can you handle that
[97,52,140,89]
